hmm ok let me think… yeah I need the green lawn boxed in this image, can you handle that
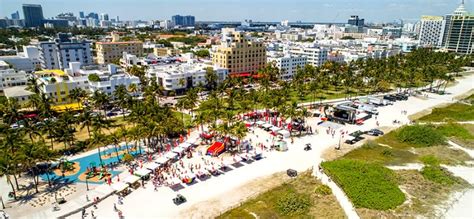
[418,103,474,122]
[217,171,345,219]
[343,141,417,165]
[321,159,405,210]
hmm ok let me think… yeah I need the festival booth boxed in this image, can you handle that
[261,123,273,131]
[124,175,141,189]
[255,121,265,127]
[112,182,130,196]
[172,146,186,157]
[206,142,225,157]
[277,129,291,138]
[164,152,179,162]
[134,168,151,180]
[155,157,169,166]
[200,132,214,140]
[145,162,160,172]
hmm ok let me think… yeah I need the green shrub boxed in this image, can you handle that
[420,155,440,166]
[421,165,459,185]
[314,185,332,195]
[396,125,445,147]
[321,159,405,210]
[436,123,474,140]
[276,192,311,216]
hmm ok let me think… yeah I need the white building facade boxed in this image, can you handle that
[147,62,228,94]
[288,46,328,67]
[418,16,446,47]
[39,33,93,70]
[267,54,307,80]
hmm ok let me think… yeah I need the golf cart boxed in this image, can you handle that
[345,135,364,145]
[304,143,312,151]
[173,194,187,205]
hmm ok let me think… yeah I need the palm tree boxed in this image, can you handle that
[91,90,110,118]
[68,87,88,103]
[205,67,218,90]
[79,106,95,139]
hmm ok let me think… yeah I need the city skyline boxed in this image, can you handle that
[0,0,472,23]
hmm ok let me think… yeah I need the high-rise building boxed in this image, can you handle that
[211,28,266,75]
[79,11,85,19]
[22,4,44,27]
[11,11,20,20]
[441,0,473,54]
[39,33,93,69]
[172,15,195,27]
[418,16,446,47]
[267,54,307,80]
[347,15,365,33]
[348,15,364,26]
[100,13,109,21]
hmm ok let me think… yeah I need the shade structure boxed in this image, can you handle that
[111,182,129,192]
[255,121,265,126]
[164,152,177,160]
[135,168,151,177]
[172,146,185,154]
[277,129,290,138]
[270,126,281,132]
[155,157,169,164]
[145,162,160,170]
[124,175,140,184]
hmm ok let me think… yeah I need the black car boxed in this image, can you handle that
[395,94,408,101]
[366,129,384,136]
[349,130,364,137]
[383,95,397,101]
[345,136,365,145]
[173,194,187,205]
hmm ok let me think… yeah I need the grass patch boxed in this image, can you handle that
[436,123,474,140]
[321,159,405,210]
[217,171,345,219]
[418,103,474,122]
[421,165,461,185]
[397,124,445,147]
[416,146,472,165]
[342,141,417,165]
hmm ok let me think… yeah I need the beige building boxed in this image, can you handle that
[211,28,266,75]
[96,41,143,64]
[153,47,181,57]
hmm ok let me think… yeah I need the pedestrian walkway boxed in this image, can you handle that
[313,165,360,219]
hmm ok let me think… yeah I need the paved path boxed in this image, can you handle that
[313,166,360,219]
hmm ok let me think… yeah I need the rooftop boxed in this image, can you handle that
[3,85,33,98]
[35,69,66,76]
[96,41,142,45]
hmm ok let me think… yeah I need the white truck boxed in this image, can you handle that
[368,97,390,106]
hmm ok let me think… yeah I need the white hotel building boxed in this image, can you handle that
[418,16,446,47]
[146,62,228,95]
[39,33,93,70]
[287,45,328,67]
[267,52,307,80]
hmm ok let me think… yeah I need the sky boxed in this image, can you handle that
[0,0,472,23]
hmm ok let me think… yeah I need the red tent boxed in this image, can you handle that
[206,142,225,156]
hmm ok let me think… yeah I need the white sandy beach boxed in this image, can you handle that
[5,73,473,219]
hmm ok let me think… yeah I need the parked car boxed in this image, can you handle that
[366,129,384,136]
[345,136,365,144]
[395,93,408,100]
[383,95,397,101]
[349,130,364,137]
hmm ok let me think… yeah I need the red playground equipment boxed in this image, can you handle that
[206,142,225,156]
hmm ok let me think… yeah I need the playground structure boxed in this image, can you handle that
[206,142,225,157]
[85,163,111,181]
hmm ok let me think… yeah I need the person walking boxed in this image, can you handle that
[81,208,86,218]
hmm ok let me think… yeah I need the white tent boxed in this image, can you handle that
[271,126,281,132]
[145,162,160,170]
[179,142,192,149]
[255,121,265,126]
[155,157,169,164]
[111,182,129,192]
[262,123,272,129]
[164,152,177,160]
[124,175,140,184]
[135,168,151,177]
[277,129,290,138]
[172,147,185,154]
